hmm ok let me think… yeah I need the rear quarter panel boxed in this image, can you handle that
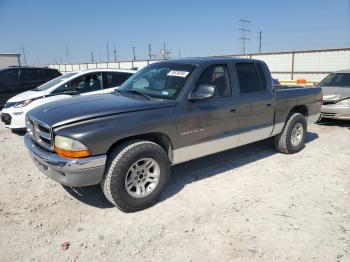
[274,86,322,125]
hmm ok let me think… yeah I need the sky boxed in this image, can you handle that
[0,0,349,65]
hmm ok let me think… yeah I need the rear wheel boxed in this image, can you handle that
[101,140,170,212]
[274,112,307,154]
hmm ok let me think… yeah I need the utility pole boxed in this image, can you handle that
[161,42,171,60]
[258,30,262,53]
[148,44,152,60]
[178,50,181,58]
[21,45,27,65]
[106,41,110,62]
[65,45,70,64]
[132,46,136,61]
[54,57,58,64]
[59,57,63,64]
[90,52,94,63]
[238,19,251,55]
[113,41,117,62]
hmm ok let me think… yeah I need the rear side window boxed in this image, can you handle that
[0,69,18,86]
[256,63,267,91]
[236,63,263,93]
[105,72,133,88]
[38,69,46,81]
[20,69,38,82]
[45,69,61,80]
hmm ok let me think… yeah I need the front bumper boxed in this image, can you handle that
[321,104,350,120]
[24,134,107,187]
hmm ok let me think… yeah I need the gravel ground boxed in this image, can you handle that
[0,120,349,262]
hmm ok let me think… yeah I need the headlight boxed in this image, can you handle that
[337,98,350,106]
[14,99,33,108]
[54,135,91,158]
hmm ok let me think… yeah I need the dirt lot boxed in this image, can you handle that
[0,121,349,262]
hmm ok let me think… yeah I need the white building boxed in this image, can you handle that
[0,53,21,68]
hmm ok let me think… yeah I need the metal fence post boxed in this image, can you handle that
[291,51,295,80]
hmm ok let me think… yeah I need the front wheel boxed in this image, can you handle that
[101,140,170,212]
[274,112,307,154]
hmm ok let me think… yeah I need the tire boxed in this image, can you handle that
[101,139,170,212]
[274,112,307,154]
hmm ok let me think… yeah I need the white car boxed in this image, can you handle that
[1,68,135,130]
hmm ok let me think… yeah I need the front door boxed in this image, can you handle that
[174,64,239,163]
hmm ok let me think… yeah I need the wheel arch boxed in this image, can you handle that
[289,105,308,118]
[106,132,174,161]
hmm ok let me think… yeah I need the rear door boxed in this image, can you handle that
[103,71,133,93]
[235,62,275,146]
[0,69,19,107]
[18,68,40,92]
[175,63,239,163]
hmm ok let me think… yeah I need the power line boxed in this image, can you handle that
[258,30,262,53]
[239,19,251,55]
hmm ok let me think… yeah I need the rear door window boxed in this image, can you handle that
[236,63,263,94]
[38,69,46,81]
[104,72,133,88]
[19,69,39,83]
[0,69,18,89]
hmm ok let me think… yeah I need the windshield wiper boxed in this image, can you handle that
[124,90,152,100]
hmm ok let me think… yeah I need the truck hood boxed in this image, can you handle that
[27,93,177,127]
[8,90,46,102]
[321,86,350,102]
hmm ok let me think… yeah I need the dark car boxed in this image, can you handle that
[0,66,61,109]
[25,58,322,212]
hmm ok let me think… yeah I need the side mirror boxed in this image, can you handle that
[189,84,215,101]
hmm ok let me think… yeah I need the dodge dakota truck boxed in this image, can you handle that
[24,58,322,212]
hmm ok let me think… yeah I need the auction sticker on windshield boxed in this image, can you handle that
[167,70,190,78]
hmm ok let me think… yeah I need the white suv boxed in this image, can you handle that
[1,68,135,130]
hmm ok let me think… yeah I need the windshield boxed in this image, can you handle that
[319,73,350,87]
[118,63,196,100]
[34,72,77,91]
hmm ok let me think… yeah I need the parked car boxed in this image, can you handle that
[1,68,135,130]
[24,58,322,212]
[319,70,350,120]
[0,66,61,109]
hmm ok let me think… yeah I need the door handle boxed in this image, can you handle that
[266,103,272,106]
[230,108,237,112]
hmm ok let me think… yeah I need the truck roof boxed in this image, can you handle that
[160,57,262,66]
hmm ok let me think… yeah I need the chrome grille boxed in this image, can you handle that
[26,116,53,151]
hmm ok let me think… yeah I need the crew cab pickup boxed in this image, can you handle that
[24,58,322,212]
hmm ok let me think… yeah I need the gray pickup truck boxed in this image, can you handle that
[24,58,322,212]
